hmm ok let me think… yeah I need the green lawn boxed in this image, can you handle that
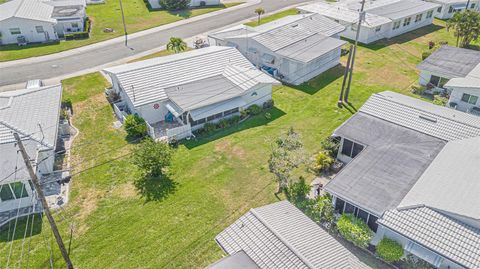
[0,2,240,62]
[244,8,299,27]
[0,20,460,268]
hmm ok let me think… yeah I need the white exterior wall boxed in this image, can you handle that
[55,18,85,37]
[336,137,354,163]
[240,83,272,108]
[430,0,479,19]
[448,87,480,111]
[285,48,342,85]
[376,225,465,269]
[148,0,220,9]
[0,17,57,45]
[387,12,436,39]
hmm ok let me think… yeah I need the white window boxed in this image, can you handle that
[9,28,21,35]
[0,182,29,201]
[461,93,479,105]
[341,138,364,158]
[426,10,433,18]
[437,7,442,13]
[393,21,401,30]
[448,6,454,13]
[403,17,411,26]
[35,26,44,33]
[71,22,79,28]
[415,13,423,22]
[375,26,381,32]
[471,3,475,9]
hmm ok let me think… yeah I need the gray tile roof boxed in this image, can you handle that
[215,201,371,269]
[379,207,480,269]
[207,250,260,269]
[365,0,439,20]
[399,136,480,221]
[103,46,277,108]
[0,0,56,23]
[360,91,480,141]
[417,46,480,78]
[327,113,446,216]
[0,85,62,148]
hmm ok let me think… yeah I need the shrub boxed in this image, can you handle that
[227,115,240,125]
[264,112,271,119]
[159,0,190,10]
[421,50,432,60]
[240,109,249,118]
[376,237,404,263]
[218,119,229,129]
[203,122,216,134]
[320,137,340,157]
[400,254,436,269]
[313,151,334,173]
[433,95,448,106]
[263,99,274,109]
[65,18,91,40]
[411,84,426,95]
[305,194,334,225]
[286,177,310,209]
[124,114,147,138]
[247,104,262,115]
[337,214,373,248]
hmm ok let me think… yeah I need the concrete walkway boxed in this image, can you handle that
[0,0,311,90]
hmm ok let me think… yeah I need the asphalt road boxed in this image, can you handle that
[0,0,310,87]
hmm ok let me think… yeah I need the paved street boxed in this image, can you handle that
[0,0,310,88]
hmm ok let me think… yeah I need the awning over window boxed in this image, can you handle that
[165,102,182,118]
[452,3,466,9]
[190,97,245,121]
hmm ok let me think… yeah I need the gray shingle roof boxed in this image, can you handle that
[327,113,446,216]
[215,201,371,269]
[360,91,480,141]
[0,0,56,23]
[399,136,480,221]
[417,46,480,78]
[379,207,480,269]
[103,46,277,108]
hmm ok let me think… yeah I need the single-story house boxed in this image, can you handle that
[0,0,87,45]
[426,0,479,19]
[103,46,279,141]
[297,0,439,44]
[209,14,346,85]
[147,0,220,10]
[213,200,371,269]
[418,46,480,114]
[0,85,63,227]
[327,91,480,268]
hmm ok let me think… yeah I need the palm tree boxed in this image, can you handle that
[166,37,187,53]
[254,7,265,25]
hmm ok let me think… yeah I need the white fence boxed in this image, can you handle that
[166,123,192,141]
[113,102,127,122]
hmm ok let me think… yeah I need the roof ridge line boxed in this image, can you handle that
[250,206,314,269]
[373,93,480,132]
[0,96,13,110]
[254,13,311,33]
[113,46,232,75]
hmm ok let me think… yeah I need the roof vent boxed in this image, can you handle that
[291,24,298,28]
[419,114,437,123]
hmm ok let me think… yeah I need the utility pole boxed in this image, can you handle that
[14,133,74,269]
[344,0,366,103]
[119,0,128,47]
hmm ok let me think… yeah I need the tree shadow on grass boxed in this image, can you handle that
[182,106,286,149]
[290,64,345,95]
[134,175,178,202]
[0,213,43,242]
[358,24,445,51]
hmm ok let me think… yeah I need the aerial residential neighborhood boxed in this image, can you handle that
[0,0,480,268]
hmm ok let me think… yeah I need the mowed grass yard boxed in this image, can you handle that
[0,19,465,268]
[0,1,240,62]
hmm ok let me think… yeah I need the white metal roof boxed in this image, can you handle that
[0,0,56,23]
[399,136,480,220]
[360,91,480,141]
[297,2,391,28]
[379,207,480,269]
[103,46,277,108]
[0,85,62,148]
[215,201,371,269]
[365,0,439,21]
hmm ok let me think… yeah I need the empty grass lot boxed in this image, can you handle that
[0,1,240,62]
[0,19,468,268]
[244,8,298,27]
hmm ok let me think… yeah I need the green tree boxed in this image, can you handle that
[305,194,334,225]
[376,237,404,263]
[159,0,190,10]
[254,7,265,25]
[124,114,147,138]
[312,151,334,174]
[268,128,305,194]
[337,214,374,248]
[166,37,187,53]
[286,177,310,209]
[447,11,480,47]
[132,139,174,177]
